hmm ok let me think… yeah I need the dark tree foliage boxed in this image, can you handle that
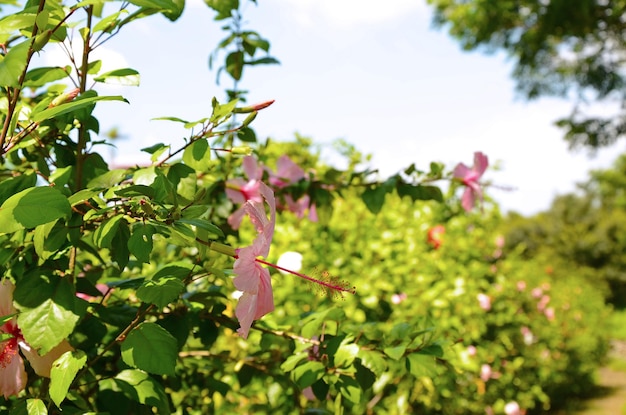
[427,0,626,149]
[502,154,626,307]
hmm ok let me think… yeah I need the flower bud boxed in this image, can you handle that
[233,99,275,113]
[231,146,253,156]
[49,88,80,108]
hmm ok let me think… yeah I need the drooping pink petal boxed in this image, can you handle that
[232,182,277,338]
[242,155,263,181]
[473,151,489,176]
[19,339,74,378]
[269,155,305,188]
[234,268,274,339]
[0,340,27,399]
[453,152,489,211]
[461,187,477,212]
[233,244,267,293]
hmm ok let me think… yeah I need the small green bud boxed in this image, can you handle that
[233,99,275,114]
[231,146,253,156]
[32,30,53,52]
[49,88,80,108]
[241,111,257,128]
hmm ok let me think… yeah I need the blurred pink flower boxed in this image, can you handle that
[544,307,555,321]
[516,281,527,292]
[531,287,543,298]
[453,151,488,211]
[0,280,73,398]
[284,194,318,221]
[477,293,491,311]
[76,283,109,302]
[480,363,492,381]
[268,155,305,188]
[537,295,550,311]
[226,156,264,229]
[391,293,407,304]
[467,345,477,356]
[233,183,276,339]
[521,326,534,345]
[504,401,522,415]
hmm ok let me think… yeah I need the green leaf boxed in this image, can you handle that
[175,218,223,238]
[115,185,156,199]
[290,361,325,389]
[31,95,128,123]
[128,223,155,263]
[87,169,128,188]
[0,40,29,87]
[68,188,100,206]
[361,185,390,214]
[93,215,125,249]
[0,186,71,234]
[383,344,407,361]
[49,350,87,407]
[136,276,184,308]
[9,398,48,415]
[0,172,36,205]
[33,220,67,263]
[182,138,211,171]
[94,68,140,86]
[406,353,438,378]
[15,274,80,355]
[141,143,169,162]
[101,369,171,415]
[210,98,238,124]
[225,51,244,80]
[357,350,388,376]
[24,66,71,88]
[334,342,359,368]
[338,375,362,404]
[121,322,177,375]
[246,56,280,66]
[397,184,444,202]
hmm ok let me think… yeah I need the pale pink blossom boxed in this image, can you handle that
[284,194,318,221]
[480,363,492,381]
[504,401,522,415]
[544,307,555,321]
[0,280,73,398]
[233,183,276,338]
[268,155,305,188]
[477,293,491,311]
[391,293,407,304]
[531,287,543,298]
[453,151,489,211]
[521,326,534,345]
[226,156,264,229]
[516,281,527,292]
[467,345,477,356]
[537,295,550,311]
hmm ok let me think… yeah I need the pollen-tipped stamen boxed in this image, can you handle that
[255,258,356,295]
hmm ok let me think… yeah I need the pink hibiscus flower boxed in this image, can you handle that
[268,155,305,188]
[233,182,276,338]
[0,280,73,398]
[226,156,264,229]
[453,151,488,211]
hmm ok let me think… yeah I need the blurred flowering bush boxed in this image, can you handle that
[0,0,610,414]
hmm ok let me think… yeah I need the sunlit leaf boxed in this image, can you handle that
[121,323,177,375]
[50,350,87,407]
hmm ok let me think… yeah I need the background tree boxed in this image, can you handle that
[426,0,626,149]
[501,154,626,307]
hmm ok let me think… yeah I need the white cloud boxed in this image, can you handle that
[271,0,426,28]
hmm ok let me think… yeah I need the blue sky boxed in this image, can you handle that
[43,0,626,215]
